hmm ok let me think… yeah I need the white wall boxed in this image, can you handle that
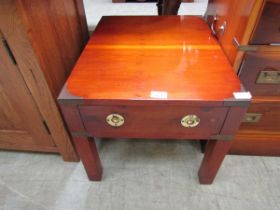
[83,0,208,31]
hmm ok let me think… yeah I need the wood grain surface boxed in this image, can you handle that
[239,52,280,96]
[0,0,88,160]
[66,16,241,102]
[79,105,229,139]
[59,16,249,183]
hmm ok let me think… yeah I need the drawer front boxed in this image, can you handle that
[239,101,280,132]
[79,105,228,139]
[239,52,280,96]
[250,1,280,44]
[230,139,280,156]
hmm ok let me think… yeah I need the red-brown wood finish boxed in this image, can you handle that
[250,0,280,44]
[230,139,280,156]
[199,107,248,184]
[239,99,280,132]
[67,16,241,101]
[79,105,228,139]
[207,0,280,156]
[0,0,88,160]
[199,140,232,183]
[59,16,249,184]
[239,52,280,96]
[230,97,280,155]
[205,0,257,65]
[60,104,102,180]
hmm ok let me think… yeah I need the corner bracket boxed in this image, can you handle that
[224,91,251,107]
[210,134,234,141]
[71,131,92,138]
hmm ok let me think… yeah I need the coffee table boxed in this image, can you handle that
[58,16,251,184]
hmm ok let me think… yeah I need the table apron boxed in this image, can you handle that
[78,105,230,140]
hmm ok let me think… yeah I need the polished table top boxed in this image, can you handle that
[66,16,241,103]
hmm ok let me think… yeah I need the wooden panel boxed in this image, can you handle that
[15,0,87,160]
[0,0,82,160]
[230,139,280,156]
[250,0,280,44]
[16,0,87,97]
[79,105,228,139]
[230,97,280,156]
[205,0,261,65]
[66,16,242,101]
[0,129,58,152]
[239,52,280,96]
[0,131,46,148]
[74,0,89,46]
[0,85,25,130]
[238,99,280,132]
[232,96,280,155]
[0,31,55,148]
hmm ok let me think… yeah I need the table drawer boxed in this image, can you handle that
[239,100,280,132]
[250,1,280,44]
[79,105,228,139]
[239,52,280,96]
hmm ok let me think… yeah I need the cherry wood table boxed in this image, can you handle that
[58,16,251,184]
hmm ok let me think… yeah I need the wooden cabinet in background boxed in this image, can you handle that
[0,0,89,161]
[112,0,193,3]
[250,1,280,44]
[205,0,280,156]
[239,52,280,96]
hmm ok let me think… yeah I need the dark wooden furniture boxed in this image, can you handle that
[112,0,192,15]
[0,0,88,161]
[59,16,250,184]
[112,0,192,3]
[157,0,181,15]
[205,0,280,156]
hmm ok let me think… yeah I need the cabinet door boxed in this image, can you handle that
[0,32,55,150]
[205,0,257,64]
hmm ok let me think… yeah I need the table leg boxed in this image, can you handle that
[163,0,182,15]
[59,104,103,181]
[157,0,181,15]
[198,140,232,184]
[73,136,103,181]
[157,0,164,15]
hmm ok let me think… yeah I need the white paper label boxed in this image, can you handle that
[150,91,168,99]
[233,92,252,100]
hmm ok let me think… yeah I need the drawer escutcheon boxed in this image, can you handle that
[106,113,125,127]
[256,70,280,84]
[181,115,200,128]
[242,113,262,123]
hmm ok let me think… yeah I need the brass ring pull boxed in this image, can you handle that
[210,15,218,36]
[210,15,226,37]
[181,115,200,128]
[106,113,124,127]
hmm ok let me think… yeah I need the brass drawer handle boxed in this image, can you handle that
[242,113,262,123]
[181,115,200,128]
[106,113,124,127]
[210,15,218,36]
[210,15,227,37]
[256,69,280,84]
